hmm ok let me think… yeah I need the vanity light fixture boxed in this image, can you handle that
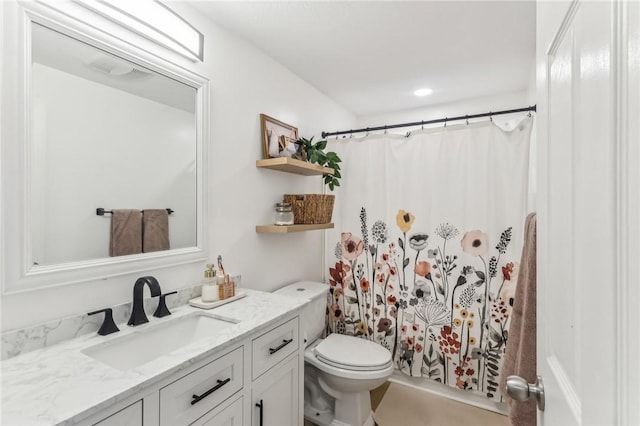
[414,88,433,97]
[75,0,204,62]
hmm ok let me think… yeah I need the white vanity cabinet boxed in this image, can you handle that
[93,400,143,426]
[252,355,299,426]
[80,315,302,426]
[250,318,300,426]
[159,347,244,425]
[190,395,244,426]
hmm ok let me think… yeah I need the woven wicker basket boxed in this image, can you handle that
[283,194,335,224]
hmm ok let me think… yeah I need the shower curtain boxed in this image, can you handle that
[324,116,533,402]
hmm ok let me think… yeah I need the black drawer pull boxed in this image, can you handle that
[256,399,263,426]
[269,338,293,355]
[191,378,231,405]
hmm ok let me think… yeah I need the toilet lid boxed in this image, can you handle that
[314,334,392,371]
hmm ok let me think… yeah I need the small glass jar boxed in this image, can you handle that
[274,202,294,226]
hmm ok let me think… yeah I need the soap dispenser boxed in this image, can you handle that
[201,264,218,303]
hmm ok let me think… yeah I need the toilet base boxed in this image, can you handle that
[332,389,374,426]
[303,379,375,426]
[329,413,375,426]
[304,404,334,426]
[304,403,375,426]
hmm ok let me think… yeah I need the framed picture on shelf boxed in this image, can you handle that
[260,114,300,159]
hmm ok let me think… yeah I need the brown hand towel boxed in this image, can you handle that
[500,212,537,426]
[109,209,142,257]
[142,209,170,253]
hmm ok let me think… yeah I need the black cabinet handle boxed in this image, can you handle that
[191,378,231,405]
[269,338,293,355]
[255,399,263,426]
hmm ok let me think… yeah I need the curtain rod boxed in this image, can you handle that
[321,105,536,138]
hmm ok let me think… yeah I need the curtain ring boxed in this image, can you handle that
[421,120,424,130]
[365,127,370,137]
[489,112,493,122]
[528,110,532,117]
[465,115,469,125]
[444,117,447,128]
[384,125,388,135]
[349,131,353,139]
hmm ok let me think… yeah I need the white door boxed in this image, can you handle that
[535,0,639,425]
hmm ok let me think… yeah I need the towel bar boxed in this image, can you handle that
[96,208,174,216]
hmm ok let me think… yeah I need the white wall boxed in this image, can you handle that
[1,2,356,331]
[31,64,197,265]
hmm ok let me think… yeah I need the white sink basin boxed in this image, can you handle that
[82,313,238,371]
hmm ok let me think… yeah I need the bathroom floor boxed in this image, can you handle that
[304,382,510,426]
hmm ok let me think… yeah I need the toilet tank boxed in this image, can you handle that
[274,281,329,346]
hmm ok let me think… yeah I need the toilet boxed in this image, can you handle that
[275,281,394,426]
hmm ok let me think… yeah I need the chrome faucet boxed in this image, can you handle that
[127,276,161,326]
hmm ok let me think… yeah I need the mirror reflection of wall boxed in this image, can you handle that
[30,23,197,266]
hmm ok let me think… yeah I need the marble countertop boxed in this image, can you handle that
[1,290,305,425]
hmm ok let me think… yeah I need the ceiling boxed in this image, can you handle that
[190,1,536,117]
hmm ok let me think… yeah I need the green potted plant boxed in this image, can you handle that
[281,136,341,225]
[296,136,341,190]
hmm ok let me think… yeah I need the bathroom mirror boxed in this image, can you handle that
[31,23,197,265]
[2,5,209,292]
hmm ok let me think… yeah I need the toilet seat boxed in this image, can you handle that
[315,355,393,372]
[314,334,393,371]
[304,336,394,381]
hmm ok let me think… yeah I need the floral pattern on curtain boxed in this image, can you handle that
[328,214,518,400]
[324,117,533,402]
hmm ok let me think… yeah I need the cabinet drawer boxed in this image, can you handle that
[93,400,142,426]
[252,317,298,380]
[160,346,243,426]
[190,395,243,426]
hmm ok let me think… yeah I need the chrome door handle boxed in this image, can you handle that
[506,375,545,411]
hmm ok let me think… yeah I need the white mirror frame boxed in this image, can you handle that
[1,1,209,293]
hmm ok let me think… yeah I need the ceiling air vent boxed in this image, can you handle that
[84,55,153,81]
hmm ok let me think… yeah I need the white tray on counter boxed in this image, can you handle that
[188,290,247,309]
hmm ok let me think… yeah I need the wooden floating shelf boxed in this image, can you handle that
[256,223,334,233]
[256,157,334,176]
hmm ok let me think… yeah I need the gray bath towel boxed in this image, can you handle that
[142,209,170,253]
[500,212,537,426]
[109,209,142,257]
